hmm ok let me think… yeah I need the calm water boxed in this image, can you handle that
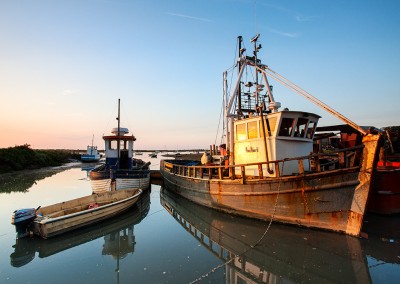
[0,156,399,284]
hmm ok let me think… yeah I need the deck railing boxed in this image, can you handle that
[162,145,364,182]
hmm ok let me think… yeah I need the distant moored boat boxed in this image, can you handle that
[81,135,101,163]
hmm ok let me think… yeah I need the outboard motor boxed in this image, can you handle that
[11,207,39,238]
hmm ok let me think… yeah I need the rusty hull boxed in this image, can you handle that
[160,134,381,237]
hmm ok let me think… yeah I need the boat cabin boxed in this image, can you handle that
[81,145,101,162]
[233,110,320,176]
[103,127,136,170]
[86,145,99,155]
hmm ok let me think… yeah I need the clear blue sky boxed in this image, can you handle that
[1,0,399,150]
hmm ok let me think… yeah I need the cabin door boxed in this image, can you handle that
[120,150,129,169]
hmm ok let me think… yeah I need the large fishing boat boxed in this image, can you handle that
[89,99,151,193]
[160,35,382,237]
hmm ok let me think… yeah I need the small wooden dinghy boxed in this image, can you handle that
[12,189,142,239]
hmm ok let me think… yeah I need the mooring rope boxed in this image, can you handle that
[249,160,285,248]
[189,160,286,283]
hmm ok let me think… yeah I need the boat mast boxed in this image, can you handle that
[223,71,235,166]
[251,34,261,107]
[117,99,120,169]
[90,134,94,155]
[237,36,243,117]
[250,34,274,173]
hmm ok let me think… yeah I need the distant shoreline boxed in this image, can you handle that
[161,153,203,160]
[0,145,80,174]
[0,144,203,175]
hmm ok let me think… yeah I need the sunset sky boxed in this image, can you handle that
[1,0,399,150]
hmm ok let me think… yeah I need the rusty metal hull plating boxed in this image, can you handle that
[160,134,381,236]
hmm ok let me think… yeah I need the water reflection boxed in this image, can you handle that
[81,164,97,179]
[0,163,90,193]
[10,189,150,268]
[0,170,60,193]
[160,188,400,284]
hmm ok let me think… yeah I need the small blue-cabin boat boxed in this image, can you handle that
[89,100,150,193]
[81,146,101,163]
[81,135,101,163]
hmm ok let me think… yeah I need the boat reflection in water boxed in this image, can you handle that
[10,190,150,268]
[160,187,399,284]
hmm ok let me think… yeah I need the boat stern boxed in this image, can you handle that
[11,208,37,238]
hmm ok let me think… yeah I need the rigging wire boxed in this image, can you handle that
[217,62,239,144]
[214,48,239,146]
[214,99,224,146]
[254,0,258,35]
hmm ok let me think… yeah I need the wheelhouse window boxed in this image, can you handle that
[278,118,295,137]
[247,121,258,139]
[236,123,247,141]
[306,121,317,139]
[261,117,277,137]
[109,140,127,150]
[295,118,308,138]
[109,140,116,150]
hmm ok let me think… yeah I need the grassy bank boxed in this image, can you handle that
[0,144,80,174]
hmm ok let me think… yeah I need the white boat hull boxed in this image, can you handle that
[116,177,150,190]
[90,179,112,193]
[90,176,150,193]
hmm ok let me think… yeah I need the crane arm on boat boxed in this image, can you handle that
[252,62,367,136]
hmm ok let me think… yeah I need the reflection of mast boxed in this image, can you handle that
[102,223,136,258]
[117,234,120,284]
[117,99,121,169]
[102,226,135,284]
[101,190,151,283]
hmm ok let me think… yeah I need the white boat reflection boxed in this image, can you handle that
[10,190,150,267]
[160,188,399,284]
